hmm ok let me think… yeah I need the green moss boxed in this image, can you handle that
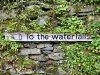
[0,71,4,75]
[46,67,59,75]
[23,59,35,67]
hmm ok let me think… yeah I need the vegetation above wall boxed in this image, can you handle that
[0,0,100,75]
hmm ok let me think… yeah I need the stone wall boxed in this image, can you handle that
[0,42,66,75]
[0,1,98,75]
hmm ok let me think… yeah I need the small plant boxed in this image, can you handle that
[56,5,69,15]
[61,42,100,75]
[56,16,86,34]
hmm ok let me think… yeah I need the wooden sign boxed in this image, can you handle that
[5,32,92,41]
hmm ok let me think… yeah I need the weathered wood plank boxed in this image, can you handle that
[5,32,92,41]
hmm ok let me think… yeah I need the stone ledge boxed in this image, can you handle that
[19,48,41,55]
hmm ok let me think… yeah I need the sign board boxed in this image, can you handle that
[5,32,92,41]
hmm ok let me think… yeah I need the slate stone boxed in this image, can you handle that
[37,44,45,48]
[79,5,94,12]
[20,48,41,55]
[0,10,9,21]
[46,60,56,66]
[42,46,53,51]
[10,68,17,74]
[3,61,12,70]
[29,43,36,49]
[48,53,64,60]
[37,16,49,25]
[44,43,53,47]
[37,55,48,62]
[30,55,48,62]
[53,48,62,53]
[78,12,93,16]
[53,44,60,48]
[9,10,17,18]
[26,5,40,10]
[36,69,45,74]
[0,10,16,21]
[23,43,36,48]
[42,51,52,54]
[23,43,30,48]
[53,45,62,53]
[29,55,36,59]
